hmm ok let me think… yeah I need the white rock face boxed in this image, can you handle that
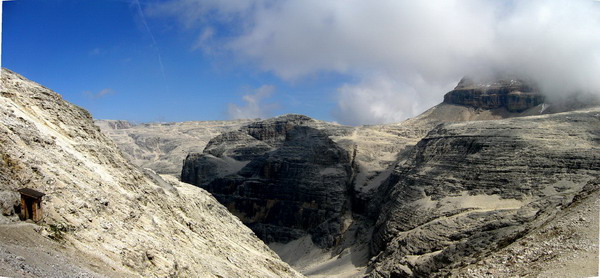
[0,69,302,278]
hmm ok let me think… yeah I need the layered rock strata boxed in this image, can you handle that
[95,73,599,277]
[369,108,600,277]
[443,77,544,112]
[182,115,356,247]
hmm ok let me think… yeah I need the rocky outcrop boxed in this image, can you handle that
[0,69,301,277]
[369,108,600,277]
[182,115,356,248]
[443,77,545,112]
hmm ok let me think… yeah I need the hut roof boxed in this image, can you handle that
[18,188,45,199]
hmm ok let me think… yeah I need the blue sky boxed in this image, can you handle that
[2,0,344,123]
[3,0,600,125]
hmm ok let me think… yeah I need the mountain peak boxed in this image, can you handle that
[444,76,544,112]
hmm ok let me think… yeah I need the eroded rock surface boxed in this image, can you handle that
[0,69,302,278]
[443,77,545,112]
[182,115,356,247]
[95,72,599,277]
[95,119,252,177]
[369,109,600,277]
[455,178,599,278]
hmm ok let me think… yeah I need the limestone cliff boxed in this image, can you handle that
[369,109,600,277]
[96,74,599,277]
[443,77,544,112]
[181,115,356,248]
[0,69,302,278]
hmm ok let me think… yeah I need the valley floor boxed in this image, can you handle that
[270,236,369,278]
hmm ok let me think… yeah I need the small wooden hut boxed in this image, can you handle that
[18,188,45,222]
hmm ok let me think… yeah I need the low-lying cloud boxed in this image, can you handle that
[227,85,278,120]
[151,0,600,125]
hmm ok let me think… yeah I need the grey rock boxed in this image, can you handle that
[368,108,600,277]
[443,76,544,112]
[0,191,20,217]
[93,71,599,277]
[182,115,356,248]
[95,119,253,176]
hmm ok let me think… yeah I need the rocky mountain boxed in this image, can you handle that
[97,74,598,277]
[178,109,599,277]
[441,75,599,119]
[0,69,301,277]
[369,109,600,277]
[95,119,252,176]
[181,115,356,248]
[443,76,545,112]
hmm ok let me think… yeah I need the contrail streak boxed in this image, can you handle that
[0,0,3,85]
[133,0,168,89]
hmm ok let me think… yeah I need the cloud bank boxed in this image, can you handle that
[151,0,600,125]
[227,85,278,119]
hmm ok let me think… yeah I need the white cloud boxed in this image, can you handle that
[151,0,600,125]
[334,74,455,125]
[193,27,215,51]
[84,88,115,99]
[227,85,278,119]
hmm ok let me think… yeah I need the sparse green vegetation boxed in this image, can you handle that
[47,223,70,242]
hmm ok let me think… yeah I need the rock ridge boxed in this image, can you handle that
[95,118,253,176]
[443,77,545,112]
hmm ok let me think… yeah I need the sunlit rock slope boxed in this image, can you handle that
[0,69,302,278]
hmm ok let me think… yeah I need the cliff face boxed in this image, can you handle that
[178,108,599,277]
[95,119,252,176]
[443,77,545,112]
[0,69,301,278]
[181,115,356,247]
[369,109,600,277]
